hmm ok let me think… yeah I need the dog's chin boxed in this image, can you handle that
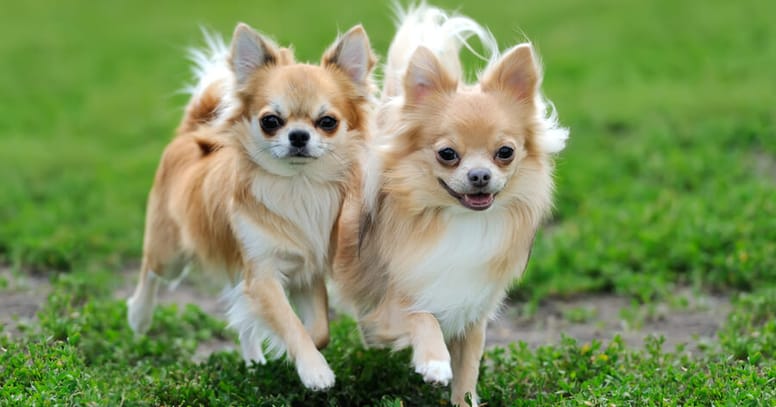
[285,156,316,166]
[253,149,325,177]
[277,149,320,166]
[437,178,496,211]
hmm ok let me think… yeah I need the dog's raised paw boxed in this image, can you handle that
[415,359,452,385]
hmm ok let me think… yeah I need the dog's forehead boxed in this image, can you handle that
[442,94,510,146]
[264,65,340,115]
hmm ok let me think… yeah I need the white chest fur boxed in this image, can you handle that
[233,175,341,282]
[397,209,514,338]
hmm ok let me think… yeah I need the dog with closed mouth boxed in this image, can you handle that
[333,4,568,405]
[127,22,375,391]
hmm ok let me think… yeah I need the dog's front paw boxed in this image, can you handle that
[296,351,335,391]
[414,359,453,385]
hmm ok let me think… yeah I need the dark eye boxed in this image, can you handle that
[260,115,284,132]
[317,116,338,132]
[496,146,514,161]
[436,147,459,165]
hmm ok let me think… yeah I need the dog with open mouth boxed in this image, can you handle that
[333,4,568,405]
[127,22,375,391]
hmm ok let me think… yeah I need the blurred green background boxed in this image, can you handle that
[1,0,774,301]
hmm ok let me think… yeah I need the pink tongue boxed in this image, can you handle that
[464,194,494,206]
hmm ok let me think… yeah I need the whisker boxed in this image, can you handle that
[320,145,349,166]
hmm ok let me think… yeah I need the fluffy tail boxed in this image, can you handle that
[382,2,499,98]
[178,29,238,133]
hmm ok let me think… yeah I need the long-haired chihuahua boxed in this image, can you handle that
[334,4,567,404]
[127,22,375,391]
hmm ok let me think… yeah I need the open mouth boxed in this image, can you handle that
[437,178,495,211]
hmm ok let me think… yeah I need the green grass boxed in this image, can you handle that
[1,0,774,404]
[1,276,774,405]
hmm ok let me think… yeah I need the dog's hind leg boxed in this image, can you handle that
[289,274,330,350]
[127,259,161,335]
[448,319,486,406]
[128,190,190,335]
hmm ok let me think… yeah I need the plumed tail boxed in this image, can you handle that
[178,29,239,133]
[382,2,499,98]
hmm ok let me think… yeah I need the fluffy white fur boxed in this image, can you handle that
[383,2,499,97]
[183,28,242,128]
[398,210,511,337]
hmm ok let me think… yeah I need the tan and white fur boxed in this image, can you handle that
[127,23,375,391]
[334,4,568,405]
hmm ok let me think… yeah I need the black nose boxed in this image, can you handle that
[288,130,310,148]
[468,168,491,187]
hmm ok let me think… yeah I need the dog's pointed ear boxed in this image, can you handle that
[481,43,540,103]
[323,25,375,90]
[229,23,279,86]
[403,47,457,106]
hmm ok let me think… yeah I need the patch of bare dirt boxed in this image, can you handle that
[2,268,731,359]
[0,267,51,338]
[116,271,731,358]
[115,269,226,317]
[753,150,776,183]
[116,269,234,362]
[488,291,730,353]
